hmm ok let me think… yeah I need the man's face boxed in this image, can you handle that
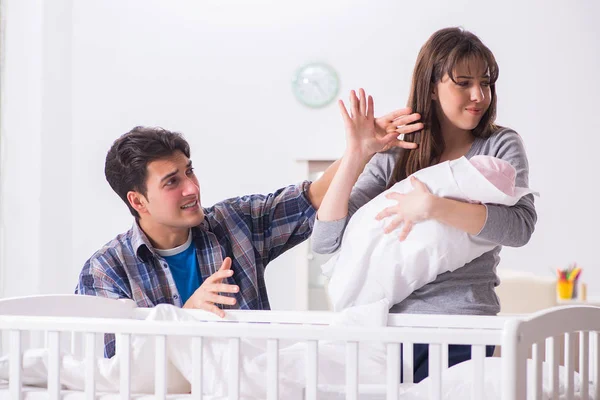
[135,151,204,229]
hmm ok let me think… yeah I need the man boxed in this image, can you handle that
[75,126,337,356]
[76,102,419,356]
[75,125,342,308]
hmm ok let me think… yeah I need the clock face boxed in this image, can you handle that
[292,63,340,109]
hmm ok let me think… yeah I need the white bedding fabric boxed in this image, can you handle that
[323,156,538,325]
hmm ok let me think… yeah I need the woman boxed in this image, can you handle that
[312,27,537,382]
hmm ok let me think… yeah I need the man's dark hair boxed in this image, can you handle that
[104,126,191,218]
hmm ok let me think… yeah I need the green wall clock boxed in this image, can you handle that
[292,62,340,109]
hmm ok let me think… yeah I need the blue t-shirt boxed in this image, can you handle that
[156,232,201,305]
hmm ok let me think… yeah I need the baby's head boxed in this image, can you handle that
[469,155,516,196]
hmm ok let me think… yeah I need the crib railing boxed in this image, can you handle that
[1,305,600,400]
[502,305,600,400]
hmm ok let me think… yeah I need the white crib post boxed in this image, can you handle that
[593,332,600,400]
[428,344,442,400]
[546,336,560,400]
[532,342,544,400]
[155,335,167,400]
[441,343,449,370]
[471,344,485,400]
[386,343,400,400]
[580,332,589,400]
[501,319,526,400]
[306,340,318,400]
[267,339,279,400]
[345,341,358,400]
[565,333,575,400]
[84,332,96,400]
[118,333,131,400]
[191,337,203,399]
[9,330,22,400]
[229,338,240,400]
[47,331,61,400]
[402,342,414,384]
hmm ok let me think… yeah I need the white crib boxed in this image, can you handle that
[0,294,599,400]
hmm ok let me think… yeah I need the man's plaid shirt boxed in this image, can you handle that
[75,182,316,357]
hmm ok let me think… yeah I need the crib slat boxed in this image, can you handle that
[71,331,83,357]
[306,340,318,400]
[532,342,543,400]
[386,343,400,400]
[155,335,167,400]
[229,338,240,400]
[429,344,442,400]
[118,333,131,400]
[48,331,61,400]
[580,332,589,400]
[472,344,485,400]
[84,332,96,400]
[593,332,600,400]
[546,336,559,400]
[565,333,575,400]
[191,337,203,399]
[345,342,358,400]
[441,343,449,370]
[9,330,22,400]
[267,339,279,400]
[403,342,414,384]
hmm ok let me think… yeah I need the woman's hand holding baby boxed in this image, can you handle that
[375,176,435,241]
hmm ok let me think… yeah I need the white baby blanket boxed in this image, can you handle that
[323,156,538,324]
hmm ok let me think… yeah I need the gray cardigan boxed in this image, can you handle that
[311,128,537,315]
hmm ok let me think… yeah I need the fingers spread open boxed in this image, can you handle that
[350,90,359,118]
[396,122,424,135]
[338,99,351,122]
[383,107,413,121]
[398,221,414,241]
[358,88,366,116]
[375,206,396,221]
[384,216,404,234]
[367,95,374,119]
[218,257,232,271]
[207,269,234,283]
[213,283,239,294]
[202,303,225,318]
[209,293,237,306]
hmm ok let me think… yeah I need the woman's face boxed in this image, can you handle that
[433,58,492,133]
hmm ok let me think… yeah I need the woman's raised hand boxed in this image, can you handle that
[338,88,423,160]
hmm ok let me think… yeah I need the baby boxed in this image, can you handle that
[323,155,538,320]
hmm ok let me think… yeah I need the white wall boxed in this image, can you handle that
[1,0,599,307]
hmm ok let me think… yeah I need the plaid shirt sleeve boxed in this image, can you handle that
[75,257,130,358]
[75,257,130,299]
[229,181,316,264]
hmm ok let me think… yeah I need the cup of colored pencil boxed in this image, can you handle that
[556,263,583,300]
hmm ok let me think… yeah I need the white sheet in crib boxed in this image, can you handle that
[323,156,538,325]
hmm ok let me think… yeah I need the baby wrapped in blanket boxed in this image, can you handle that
[323,155,538,324]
